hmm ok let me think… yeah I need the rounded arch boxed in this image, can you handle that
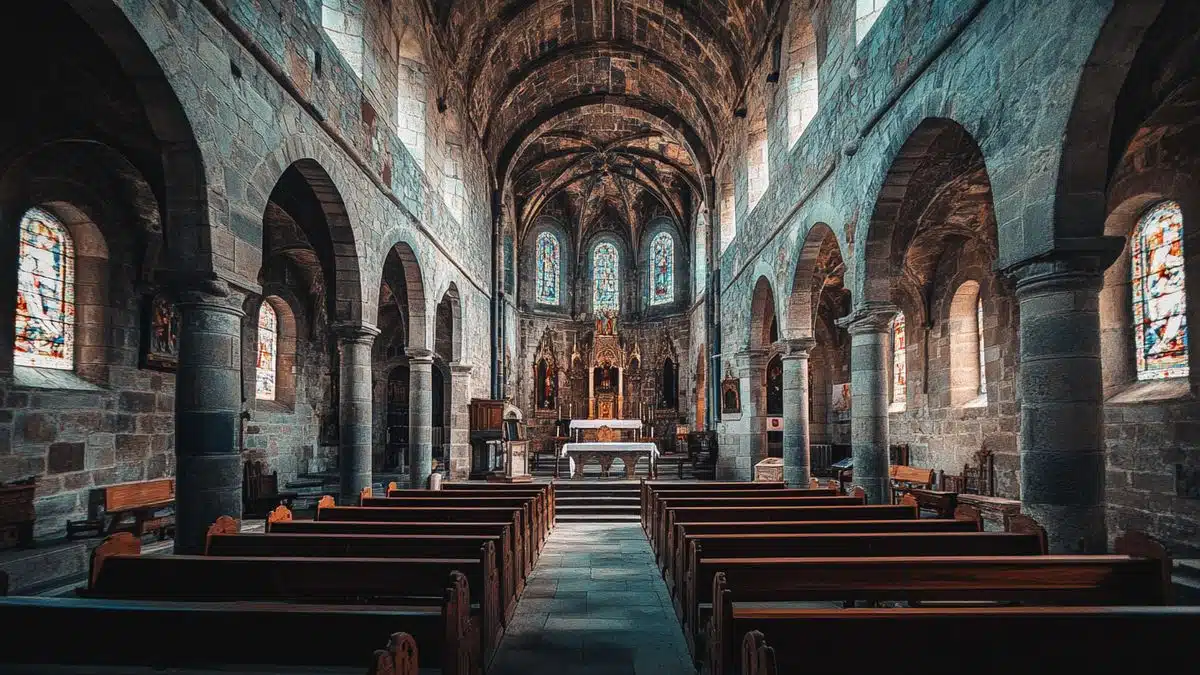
[947,280,984,406]
[857,117,996,308]
[381,240,430,351]
[249,139,366,325]
[434,281,462,363]
[59,0,211,273]
[249,293,298,407]
[749,275,778,351]
[786,222,846,339]
[524,216,572,311]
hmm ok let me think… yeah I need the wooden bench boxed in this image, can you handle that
[364,495,545,555]
[647,488,836,543]
[655,498,877,566]
[736,606,1200,675]
[703,547,1171,673]
[889,464,934,502]
[242,460,297,518]
[66,478,175,539]
[652,492,847,558]
[317,503,533,579]
[660,503,917,571]
[436,482,557,524]
[267,507,526,594]
[0,597,431,674]
[84,532,502,664]
[640,481,786,530]
[683,530,1047,642]
[207,516,519,624]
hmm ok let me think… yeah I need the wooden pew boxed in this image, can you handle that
[267,508,526,596]
[666,516,983,599]
[682,531,1046,641]
[84,534,502,665]
[0,597,431,674]
[319,502,533,579]
[435,482,557,527]
[647,488,837,544]
[657,494,873,562]
[703,551,1171,674]
[206,516,519,624]
[736,607,1200,675]
[66,478,175,539]
[639,481,786,529]
[652,493,851,558]
[362,495,545,556]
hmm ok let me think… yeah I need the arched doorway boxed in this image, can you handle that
[765,353,783,457]
[385,365,410,471]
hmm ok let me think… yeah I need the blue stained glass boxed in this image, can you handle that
[593,242,619,313]
[535,232,560,305]
[650,232,674,306]
[1132,200,1189,380]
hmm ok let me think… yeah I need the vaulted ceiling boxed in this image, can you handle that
[421,0,785,239]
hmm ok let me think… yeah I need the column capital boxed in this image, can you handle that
[837,302,899,334]
[406,347,436,364]
[777,337,817,359]
[333,322,381,344]
[1002,236,1124,293]
[172,275,247,318]
[449,361,474,374]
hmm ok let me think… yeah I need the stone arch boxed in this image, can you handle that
[60,0,211,274]
[947,280,984,406]
[749,275,779,352]
[1054,0,1168,239]
[247,293,299,408]
[383,240,430,351]
[251,146,365,327]
[786,222,846,339]
[434,282,462,363]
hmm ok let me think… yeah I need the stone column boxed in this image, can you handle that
[781,338,816,487]
[408,348,435,488]
[335,324,379,504]
[174,280,245,554]
[1006,240,1122,553]
[841,303,897,505]
[448,362,473,480]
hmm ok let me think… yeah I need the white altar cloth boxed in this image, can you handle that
[569,419,643,430]
[560,441,659,478]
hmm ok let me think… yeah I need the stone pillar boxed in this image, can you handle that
[781,338,816,487]
[842,303,897,505]
[335,324,379,504]
[448,362,473,480]
[1006,240,1122,553]
[408,348,435,488]
[174,280,245,554]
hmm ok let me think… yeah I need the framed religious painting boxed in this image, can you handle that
[142,291,181,371]
[720,373,741,415]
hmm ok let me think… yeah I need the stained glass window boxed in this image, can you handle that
[256,301,278,400]
[1132,200,1189,380]
[977,298,987,397]
[892,312,906,405]
[650,232,674,306]
[14,208,74,370]
[593,242,619,313]
[535,232,560,305]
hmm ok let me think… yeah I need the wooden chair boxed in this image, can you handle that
[242,460,297,518]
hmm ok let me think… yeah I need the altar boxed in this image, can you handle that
[560,441,659,479]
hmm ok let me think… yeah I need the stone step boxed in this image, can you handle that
[555,513,642,523]
[555,505,641,516]
[555,496,640,505]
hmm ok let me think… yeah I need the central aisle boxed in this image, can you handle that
[488,521,695,675]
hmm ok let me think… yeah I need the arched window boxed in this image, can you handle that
[746,101,770,211]
[855,0,890,44]
[256,301,278,400]
[949,281,984,406]
[650,231,675,306]
[977,298,987,396]
[593,242,620,313]
[787,18,819,147]
[396,29,427,168]
[15,207,75,370]
[535,231,560,305]
[694,213,708,301]
[719,173,736,253]
[322,0,365,78]
[1132,200,1188,380]
[891,312,906,407]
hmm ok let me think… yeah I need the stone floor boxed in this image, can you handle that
[488,522,695,675]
